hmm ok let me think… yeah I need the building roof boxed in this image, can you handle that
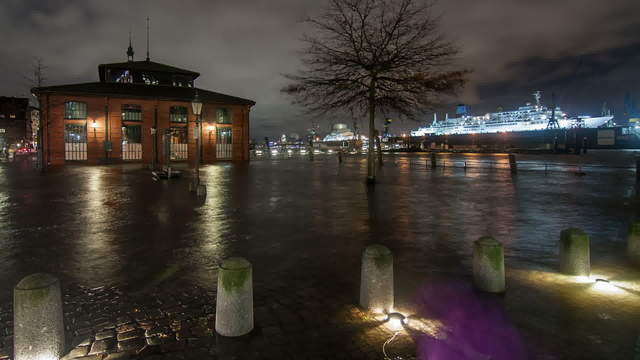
[98,60,200,77]
[32,82,255,106]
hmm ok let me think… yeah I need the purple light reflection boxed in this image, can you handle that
[415,280,527,360]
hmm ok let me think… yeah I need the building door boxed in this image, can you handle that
[216,127,232,160]
[122,125,142,160]
[170,127,188,160]
[64,123,87,160]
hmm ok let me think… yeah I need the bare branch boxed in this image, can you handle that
[283,0,469,121]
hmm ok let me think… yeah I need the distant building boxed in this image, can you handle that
[323,123,367,142]
[624,93,640,126]
[33,44,255,166]
[0,97,30,149]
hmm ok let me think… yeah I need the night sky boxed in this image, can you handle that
[1,0,639,138]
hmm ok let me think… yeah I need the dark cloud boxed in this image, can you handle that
[1,0,639,137]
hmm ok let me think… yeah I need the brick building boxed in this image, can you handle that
[0,97,30,150]
[33,48,255,167]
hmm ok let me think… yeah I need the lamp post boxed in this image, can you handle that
[191,92,205,196]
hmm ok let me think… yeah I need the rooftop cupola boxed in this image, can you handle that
[126,34,134,62]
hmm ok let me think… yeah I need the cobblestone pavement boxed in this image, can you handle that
[0,277,417,360]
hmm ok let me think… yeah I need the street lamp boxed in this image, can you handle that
[191,91,204,195]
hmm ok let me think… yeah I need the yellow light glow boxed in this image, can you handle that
[574,275,593,284]
[207,125,216,131]
[386,317,404,331]
[592,280,623,294]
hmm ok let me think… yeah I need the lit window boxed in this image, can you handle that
[64,101,87,119]
[122,104,142,121]
[216,108,231,124]
[9,114,16,119]
[116,70,133,83]
[142,73,158,85]
[169,106,188,123]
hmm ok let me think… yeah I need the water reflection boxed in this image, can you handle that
[1,152,639,358]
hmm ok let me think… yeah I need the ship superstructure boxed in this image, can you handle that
[411,92,613,136]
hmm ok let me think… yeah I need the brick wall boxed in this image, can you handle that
[39,94,251,167]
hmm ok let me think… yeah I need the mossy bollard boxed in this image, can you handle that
[508,154,517,175]
[473,237,505,293]
[14,273,64,360]
[559,228,590,276]
[360,245,394,313]
[215,257,253,337]
[627,222,640,263]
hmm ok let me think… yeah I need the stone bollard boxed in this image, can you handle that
[559,228,590,276]
[360,245,394,313]
[14,273,65,360]
[215,257,253,337]
[627,222,640,263]
[472,237,505,293]
[508,154,517,175]
[430,152,437,168]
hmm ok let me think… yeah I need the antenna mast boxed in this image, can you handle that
[146,17,150,61]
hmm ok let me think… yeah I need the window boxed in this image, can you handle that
[169,106,188,123]
[64,101,87,119]
[216,108,231,124]
[122,125,142,143]
[172,76,193,88]
[9,114,16,119]
[142,73,159,85]
[122,104,142,121]
[116,70,133,83]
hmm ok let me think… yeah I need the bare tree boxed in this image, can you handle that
[283,0,468,183]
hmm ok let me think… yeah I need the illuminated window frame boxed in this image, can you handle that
[64,101,88,120]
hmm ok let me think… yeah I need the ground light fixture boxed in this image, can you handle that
[574,275,624,294]
[385,312,408,330]
[380,311,408,360]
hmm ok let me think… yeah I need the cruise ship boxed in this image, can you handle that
[411,92,613,136]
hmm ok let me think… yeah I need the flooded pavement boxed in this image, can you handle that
[0,151,639,359]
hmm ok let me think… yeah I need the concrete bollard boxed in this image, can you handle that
[14,273,65,360]
[430,152,437,168]
[472,237,505,293]
[360,244,394,313]
[559,228,590,276]
[215,257,253,337]
[627,222,640,264]
[508,154,517,175]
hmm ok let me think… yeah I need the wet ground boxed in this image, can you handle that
[0,151,639,359]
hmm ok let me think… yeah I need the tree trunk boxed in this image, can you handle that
[375,130,383,167]
[367,83,376,184]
